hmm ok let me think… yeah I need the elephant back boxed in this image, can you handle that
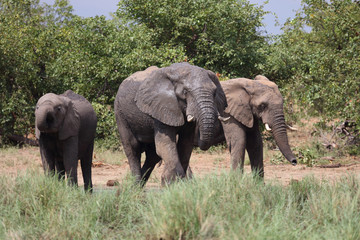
[61,90,87,102]
[128,66,159,82]
[62,90,97,133]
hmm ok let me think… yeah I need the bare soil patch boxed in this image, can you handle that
[1,146,359,190]
[1,118,359,188]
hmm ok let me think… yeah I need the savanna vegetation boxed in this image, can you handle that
[1,0,358,152]
[0,0,360,238]
[1,168,360,239]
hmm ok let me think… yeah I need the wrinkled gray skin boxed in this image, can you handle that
[35,90,97,192]
[195,75,297,178]
[114,62,227,186]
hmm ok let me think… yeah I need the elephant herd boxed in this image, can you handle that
[35,62,297,192]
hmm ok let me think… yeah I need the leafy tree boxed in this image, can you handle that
[0,0,185,146]
[117,0,268,77]
[49,15,186,103]
[0,0,72,140]
[263,0,360,128]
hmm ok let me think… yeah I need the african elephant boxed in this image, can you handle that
[114,62,227,186]
[35,90,97,191]
[197,75,297,177]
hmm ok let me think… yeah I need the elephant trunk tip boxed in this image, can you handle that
[290,158,297,166]
[46,114,54,125]
[198,140,211,151]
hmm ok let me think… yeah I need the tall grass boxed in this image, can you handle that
[0,170,144,239]
[0,170,359,239]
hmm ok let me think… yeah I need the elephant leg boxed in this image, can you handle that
[62,136,79,187]
[229,137,246,172]
[186,166,194,179]
[222,120,247,172]
[80,142,94,192]
[39,136,56,175]
[55,158,65,180]
[116,117,142,182]
[154,121,184,185]
[140,144,161,186]
[246,122,264,178]
[177,123,196,178]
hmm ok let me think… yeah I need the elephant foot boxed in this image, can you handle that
[253,169,264,180]
[186,166,194,179]
[161,167,185,186]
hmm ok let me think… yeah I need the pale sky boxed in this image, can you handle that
[39,0,304,35]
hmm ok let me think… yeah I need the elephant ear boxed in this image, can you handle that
[59,97,80,140]
[207,70,227,115]
[135,69,184,127]
[223,79,254,128]
[254,75,269,81]
[254,75,278,88]
[35,126,41,139]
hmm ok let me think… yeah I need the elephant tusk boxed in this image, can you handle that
[218,115,230,122]
[286,124,298,131]
[265,123,272,131]
[187,115,194,122]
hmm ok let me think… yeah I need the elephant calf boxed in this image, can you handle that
[35,90,97,191]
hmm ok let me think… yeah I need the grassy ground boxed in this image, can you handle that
[1,117,359,239]
[1,168,360,239]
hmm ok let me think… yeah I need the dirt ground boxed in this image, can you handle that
[1,119,359,189]
[1,144,359,190]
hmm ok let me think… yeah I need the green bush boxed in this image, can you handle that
[0,0,185,146]
[117,0,268,77]
[92,101,119,150]
[263,0,360,131]
[1,0,359,157]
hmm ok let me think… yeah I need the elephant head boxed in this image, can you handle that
[35,93,80,140]
[135,62,227,150]
[223,75,297,165]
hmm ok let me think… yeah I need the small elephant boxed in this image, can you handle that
[197,75,297,177]
[114,62,227,186]
[35,90,97,191]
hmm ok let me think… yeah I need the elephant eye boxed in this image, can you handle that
[57,106,61,111]
[259,103,267,111]
[183,89,188,95]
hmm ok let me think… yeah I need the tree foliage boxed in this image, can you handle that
[0,0,267,146]
[1,0,359,153]
[264,0,360,128]
[117,0,268,77]
[0,0,68,138]
[0,0,185,145]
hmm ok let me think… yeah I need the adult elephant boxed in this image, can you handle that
[196,75,297,178]
[35,90,97,192]
[114,62,227,186]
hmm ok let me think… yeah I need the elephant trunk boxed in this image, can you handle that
[269,109,297,165]
[194,89,217,150]
[36,106,56,133]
